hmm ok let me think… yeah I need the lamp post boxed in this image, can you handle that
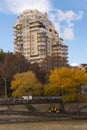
[61,86,64,112]
[3,77,7,98]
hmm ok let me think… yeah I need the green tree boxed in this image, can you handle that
[44,68,87,102]
[11,71,43,97]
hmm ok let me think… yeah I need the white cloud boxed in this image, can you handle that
[49,9,83,40]
[61,28,74,40]
[56,10,83,23]
[1,0,52,14]
[70,63,78,66]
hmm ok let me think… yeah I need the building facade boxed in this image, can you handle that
[14,9,68,65]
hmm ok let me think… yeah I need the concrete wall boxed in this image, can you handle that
[64,102,87,113]
[0,102,87,113]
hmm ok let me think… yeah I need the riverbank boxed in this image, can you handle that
[0,120,87,130]
[0,112,87,123]
[0,98,87,123]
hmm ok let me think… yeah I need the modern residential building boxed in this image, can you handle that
[79,64,87,72]
[14,9,68,65]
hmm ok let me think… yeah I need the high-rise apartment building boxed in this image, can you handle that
[14,9,68,65]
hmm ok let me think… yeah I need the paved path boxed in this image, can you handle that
[0,112,87,123]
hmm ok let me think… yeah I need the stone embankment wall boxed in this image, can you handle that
[0,102,87,113]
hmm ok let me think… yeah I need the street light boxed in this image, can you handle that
[3,77,7,98]
[61,86,64,112]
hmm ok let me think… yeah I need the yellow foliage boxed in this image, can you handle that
[44,67,87,102]
[62,93,77,102]
[11,71,43,97]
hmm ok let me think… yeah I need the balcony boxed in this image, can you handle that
[38,42,45,46]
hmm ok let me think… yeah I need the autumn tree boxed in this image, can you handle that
[11,71,43,97]
[0,52,30,96]
[44,68,87,102]
[40,55,69,83]
[0,49,6,63]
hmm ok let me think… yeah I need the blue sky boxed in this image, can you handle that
[0,0,87,66]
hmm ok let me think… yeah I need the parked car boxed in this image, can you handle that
[22,96,32,100]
